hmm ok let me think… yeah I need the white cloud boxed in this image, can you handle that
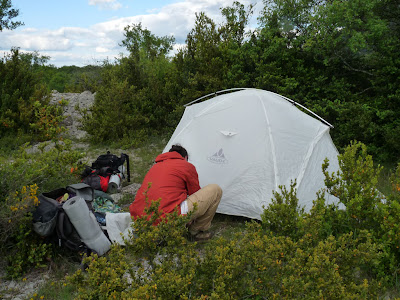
[89,0,122,11]
[0,0,259,67]
[0,28,73,51]
[96,46,110,53]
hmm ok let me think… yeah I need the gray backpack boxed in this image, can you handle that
[32,183,96,252]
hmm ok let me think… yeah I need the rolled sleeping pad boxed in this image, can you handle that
[63,196,111,256]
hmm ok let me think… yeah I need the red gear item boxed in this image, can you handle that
[130,151,200,221]
[100,175,110,192]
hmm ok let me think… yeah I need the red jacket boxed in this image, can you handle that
[129,151,200,220]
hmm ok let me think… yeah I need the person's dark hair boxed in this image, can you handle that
[169,144,188,159]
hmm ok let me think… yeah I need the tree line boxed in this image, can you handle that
[1,0,399,164]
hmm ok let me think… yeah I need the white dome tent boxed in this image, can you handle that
[164,88,340,220]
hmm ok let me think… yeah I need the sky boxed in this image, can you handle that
[0,0,261,67]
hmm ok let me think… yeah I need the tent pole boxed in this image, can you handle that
[273,93,334,129]
[184,88,250,107]
[184,88,334,129]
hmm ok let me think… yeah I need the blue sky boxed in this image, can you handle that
[1,0,260,67]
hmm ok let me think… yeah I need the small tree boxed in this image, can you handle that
[0,0,23,31]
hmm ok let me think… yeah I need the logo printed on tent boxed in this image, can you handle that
[208,148,228,164]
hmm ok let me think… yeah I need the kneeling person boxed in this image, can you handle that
[129,144,222,240]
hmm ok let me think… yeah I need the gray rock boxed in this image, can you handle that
[50,90,96,140]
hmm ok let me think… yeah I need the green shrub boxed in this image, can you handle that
[301,191,346,242]
[29,98,67,142]
[323,141,384,232]
[67,246,129,300]
[261,180,305,240]
[67,219,384,298]
[5,223,52,279]
[0,136,84,277]
[67,188,384,298]
[0,184,53,278]
[0,48,50,135]
[0,141,84,202]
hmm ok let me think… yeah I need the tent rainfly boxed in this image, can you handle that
[164,88,340,220]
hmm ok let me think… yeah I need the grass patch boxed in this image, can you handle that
[129,135,168,184]
[0,133,32,158]
[211,213,253,239]
[33,281,76,300]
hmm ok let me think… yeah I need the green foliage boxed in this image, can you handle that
[81,65,147,143]
[5,222,52,279]
[0,184,39,243]
[0,132,32,156]
[0,48,50,136]
[67,246,129,299]
[30,98,67,142]
[0,137,84,277]
[0,184,52,278]
[39,64,102,93]
[301,191,344,241]
[256,0,400,163]
[121,23,175,61]
[261,180,305,239]
[317,141,400,278]
[125,194,192,257]
[0,0,23,31]
[0,141,84,203]
[323,141,384,232]
[68,208,384,298]
[82,25,177,144]
[261,141,400,285]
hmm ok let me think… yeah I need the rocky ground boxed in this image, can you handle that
[0,91,141,299]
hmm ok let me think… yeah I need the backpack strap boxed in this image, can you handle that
[121,153,130,182]
[56,210,87,252]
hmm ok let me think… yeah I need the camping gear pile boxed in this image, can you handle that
[32,152,133,257]
[81,152,130,194]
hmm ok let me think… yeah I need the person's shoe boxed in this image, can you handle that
[192,231,213,241]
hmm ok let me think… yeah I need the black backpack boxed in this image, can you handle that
[32,183,100,254]
[91,151,130,182]
[81,152,130,192]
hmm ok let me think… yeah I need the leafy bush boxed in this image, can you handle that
[81,25,178,144]
[0,184,53,278]
[0,137,84,277]
[0,141,84,202]
[67,217,383,298]
[30,98,68,142]
[323,141,384,231]
[67,246,129,299]
[0,48,50,135]
[260,140,400,285]
[261,180,305,240]
[67,172,385,298]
